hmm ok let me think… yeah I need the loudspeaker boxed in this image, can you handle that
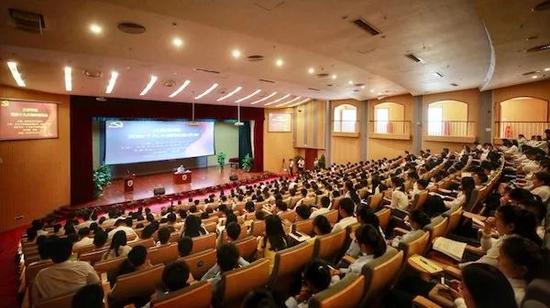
[229,175,239,181]
[153,187,166,196]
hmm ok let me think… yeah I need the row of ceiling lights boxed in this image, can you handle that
[6,61,310,108]
[531,67,550,79]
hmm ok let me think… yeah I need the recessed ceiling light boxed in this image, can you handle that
[231,49,241,59]
[360,85,365,89]
[106,71,119,94]
[7,61,25,87]
[348,80,354,85]
[169,80,191,98]
[89,23,102,34]
[264,93,290,106]
[236,89,261,103]
[331,74,337,80]
[531,75,539,79]
[64,66,72,92]
[377,92,383,95]
[172,37,184,48]
[370,89,374,93]
[308,67,315,74]
[195,83,219,100]
[544,67,550,72]
[276,96,301,107]
[217,86,242,101]
[275,58,284,67]
[250,91,277,105]
[139,75,158,96]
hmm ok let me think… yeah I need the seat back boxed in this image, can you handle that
[180,249,217,280]
[250,220,266,237]
[522,279,550,307]
[128,238,155,249]
[331,197,343,211]
[234,236,258,261]
[411,191,428,210]
[191,233,216,254]
[73,243,95,256]
[323,209,339,225]
[443,207,463,236]
[361,248,404,307]
[424,216,449,243]
[25,260,53,290]
[309,274,365,308]
[375,208,391,232]
[94,256,126,275]
[369,193,383,210]
[149,243,179,265]
[221,258,271,308]
[294,219,314,236]
[270,242,314,291]
[109,264,164,303]
[79,248,108,265]
[313,229,347,262]
[203,222,217,233]
[397,230,430,259]
[464,188,480,212]
[151,281,212,308]
[35,289,79,308]
[302,197,316,207]
[279,210,296,223]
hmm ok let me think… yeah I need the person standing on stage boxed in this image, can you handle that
[297,158,305,174]
[289,159,295,177]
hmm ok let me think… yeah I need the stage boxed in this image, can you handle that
[76,167,275,209]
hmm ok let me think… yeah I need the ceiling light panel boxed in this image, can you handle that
[194,83,219,99]
[250,91,277,105]
[64,66,72,91]
[169,80,191,98]
[105,71,119,94]
[7,62,25,87]
[264,93,290,106]
[139,75,158,96]
[276,96,301,107]
[217,86,242,101]
[235,89,261,103]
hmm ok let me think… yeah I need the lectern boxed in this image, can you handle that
[124,174,136,193]
[173,171,192,184]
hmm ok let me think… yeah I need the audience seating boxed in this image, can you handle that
[269,242,314,295]
[233,236,258,262]
[219,258,271,308]
[108,264,164,306]
[151,281,212,308]
[190,233,216,254]
[323,209,339,225]
[179,248,217,280]
[424,216,448,243]
[397,230,430,260]
[94,256,126,275]
[376,208,392,232]
[360,248,404,307]
[79,248,108,265]
[309,273,365,308]
[250,220,266,237]
[34,289,80,308]
[128,238,155,249]
[294,219,314,236]
[149,243,179,265]
[313,229,347,262]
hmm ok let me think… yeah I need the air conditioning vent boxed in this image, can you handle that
[533,0,550,11]
[162,80,176,88]
[259,78,275,83]
[354,83,364,87]
[405,53,424,63]
[450,83,459,87]
[353,89,360,92]
[247,55,264,62]
[526,43,550,52]
[308,87,320,91]
[522,71,538,76]
[84,70,103,78]
[352,18,381,36]
[434,72,444,78]
[194,68,220,74]
[327,84,333,87]
[316,73,330,78]
[8,8,45,33]
[117,22,146,34]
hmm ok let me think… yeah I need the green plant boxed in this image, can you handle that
[93,165,112,197]
[241,153,253,172]
[217,152,227,168]
[318,154,326,169]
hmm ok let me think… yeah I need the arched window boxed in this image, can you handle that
[427,100,468,136]
[498,97,549,138]
[334,104,357,133]
[374,102,405,134]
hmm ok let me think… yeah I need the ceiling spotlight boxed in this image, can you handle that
[250,91,277,105]
[377,92,383,95]
[370,89,375,93]
[348,80,354,85]
[308,67,315,74]
[89,23,103,34]
[331,74,337,80]
[275,58,284,67]
[169,80,191,98]
[217,86,242,101]
[140,75,158,96]
[531,75,539,79]
[231,49,241,59]
[172,37,184,48]
[544,67,550,72]
[106,71,119,94]
[236,89,262,103]
[7,61,25,87]
[360,85,365,89]
[64,66,72,92]
[195,83,219,99]
[264,93,290,106]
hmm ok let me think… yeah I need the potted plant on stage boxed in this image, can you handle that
[217,152,227,170]
[241,153,253,172]
[93,164,112,198]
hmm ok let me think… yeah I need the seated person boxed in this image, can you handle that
[310,196,331,218]
[181,215,208,238]
[216,222,242,248]
[149,261,191,303]
[294,205,311,222]
[73,227,93,251]
[444,177,475,210]
[109,245,151,286]
[285,259,332,308]
[201,243,249,290]
[102,230,132,260]
[332,198,357,232]
[72,284,104,308]
[32,238,99,303]
[177,236,193,257]
[390,209,431,247]
[107,217,139,241]
[156,227,171,247]
[92,229,108,250]
[256,215,289,269]
[311,216,332,238]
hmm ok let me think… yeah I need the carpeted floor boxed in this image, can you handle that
[0,226,26,308]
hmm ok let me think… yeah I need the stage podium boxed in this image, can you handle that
[173,170,192,184]
[124,174,136,193]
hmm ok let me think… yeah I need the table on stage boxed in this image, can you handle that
[173,171,192,184]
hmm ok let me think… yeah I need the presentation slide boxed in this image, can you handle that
[105,120,214,165]
[268,112,292,132]
[0,100,58,141]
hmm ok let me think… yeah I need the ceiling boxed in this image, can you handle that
[0,0,548,108]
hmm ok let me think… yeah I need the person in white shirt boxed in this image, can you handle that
[332,198,357,232]
[176,164,185,174]
[107,218,139,241]
[72,227,94,251]
[285,260,332,308]
[444,177,475,210]
[103,230,132,260]
[32,238,99,303]
[310,196,331,218]
[390,177,409,210]
[530,172,550,203]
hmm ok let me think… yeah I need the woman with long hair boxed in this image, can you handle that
[256,215,288,270]
[181,215,207,238]
[102,230,131,260]
[444,176,476,210]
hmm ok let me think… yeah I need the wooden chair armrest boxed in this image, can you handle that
[393,227,410,236]
[428,285,456,308]
[462,211,487,222]
[443,266,462,279]
[413,296,442,308]
[341,255,357,265]
[465,245,484,256]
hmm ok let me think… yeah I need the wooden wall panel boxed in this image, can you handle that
[263,108,295,172]
[0,86,70,231]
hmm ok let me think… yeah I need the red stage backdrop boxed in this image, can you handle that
[70,96,264,204]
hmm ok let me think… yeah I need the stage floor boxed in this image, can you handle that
[78,167,268,208]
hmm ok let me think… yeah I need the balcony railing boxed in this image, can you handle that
[495,121,550,139]
[369,120,411,136]
[333,120,358,134]
[426,121,475,137]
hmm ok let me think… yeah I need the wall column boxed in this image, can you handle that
[412,95,423,154]
[479,90,493,144]
[359,100,368,161]
[325,100,332,165]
